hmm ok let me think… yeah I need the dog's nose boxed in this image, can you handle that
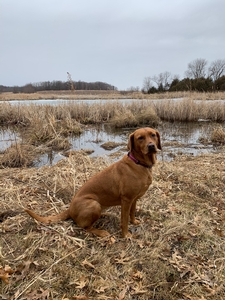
[148,143,156,152]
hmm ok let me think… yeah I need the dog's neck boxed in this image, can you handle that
[128,152,153,169]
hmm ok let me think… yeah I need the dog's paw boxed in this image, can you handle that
[98,230,111,237]
[131,218,140,225]
[122,231,132,239]
[87,227,110,237]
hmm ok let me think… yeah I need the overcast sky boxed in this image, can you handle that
[1,0,225,90]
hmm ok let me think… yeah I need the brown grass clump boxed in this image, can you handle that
[0,143,39,168]
[0,102,29,126]
[211,126,225,144]
[100,141,125,150]
[136,106,160,126]
[46,137,71,151]
[18,105,83,150]
[1,149,225,299]
[109,102,160,128]
[153,98,225,122]
[110,109,139,128]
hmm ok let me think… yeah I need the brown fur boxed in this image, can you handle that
[25,127,161,238]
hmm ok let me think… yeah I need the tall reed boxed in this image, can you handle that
[0,99,225,130]
[153,98,225,122]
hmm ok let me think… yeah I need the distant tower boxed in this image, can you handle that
[67,72,75,91]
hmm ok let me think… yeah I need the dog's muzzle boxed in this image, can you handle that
[148,143,157,153]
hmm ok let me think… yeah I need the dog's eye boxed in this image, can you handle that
[138,136,144,140]
[151,133,156,137]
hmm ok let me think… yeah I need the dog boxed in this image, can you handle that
[25,127,161,238]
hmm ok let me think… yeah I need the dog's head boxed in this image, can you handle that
[128,127,161,164]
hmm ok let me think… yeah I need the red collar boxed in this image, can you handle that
[128,152,152,169]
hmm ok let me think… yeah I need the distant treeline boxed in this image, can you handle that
[145,76,225,94]
[0,80,117,94]
[142,58,225,94]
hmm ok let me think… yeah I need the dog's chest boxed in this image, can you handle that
[133,172,152,197]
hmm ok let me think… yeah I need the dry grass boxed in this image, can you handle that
[153,98,225,122]
[0,99,224,168]
[1,96,225,130]
[0,103,83,155]
[1,149,225,299]
[110,105,160,128]
[1,90,225,101]
[211,126,225,144]
[0,143,38,168]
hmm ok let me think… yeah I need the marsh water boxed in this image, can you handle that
[0,99,223,166]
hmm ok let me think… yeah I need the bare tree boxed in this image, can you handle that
[185,58,208,79]
[127,86,140,92]
[67,72,75,91]
[208,59,225,81]
[142,76,152,93]
[151,71,172,91]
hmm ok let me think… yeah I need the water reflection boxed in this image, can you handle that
[37,122,221,166]
[0,121,223,167]
[0,129,20,151]
[71,125,128,156]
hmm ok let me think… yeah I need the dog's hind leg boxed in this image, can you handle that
[70,200,110,237]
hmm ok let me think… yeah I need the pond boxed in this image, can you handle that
[1,121,221,167]
[0,98,224,167]
[5,98,135,105]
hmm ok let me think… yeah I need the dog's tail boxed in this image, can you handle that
[24,208,70,224]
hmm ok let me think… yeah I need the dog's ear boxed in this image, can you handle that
[127,132,135,151]
[156,130,162,150]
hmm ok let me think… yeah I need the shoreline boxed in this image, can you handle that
[1,90,225,101]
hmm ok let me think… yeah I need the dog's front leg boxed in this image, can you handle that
[121,200,132,238]
[130,199,140,225]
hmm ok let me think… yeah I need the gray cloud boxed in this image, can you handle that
[1,0,225,90]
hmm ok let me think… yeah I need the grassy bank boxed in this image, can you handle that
[0,150,225,299]
[0,97,225,127]
[1,90,225,101]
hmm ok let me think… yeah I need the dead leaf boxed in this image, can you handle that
[117,287,127,300]
[72,296,89,300]
[213,227,224,237]
[25,288,50,300]
[132,270,143,280]
[4,265,15,275]
[72,276,88,289]
[115,251,131,265]
[109,236,116,244]
[183,294,207,300]
[14,260,38,283]
[0,268,10,284]
[131,283,147,295]
[136,239,144,249]
[81,259,95,269]
[0,265,16,284]
[94,286,108,293]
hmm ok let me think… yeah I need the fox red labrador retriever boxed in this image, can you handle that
[25,127,161,238]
